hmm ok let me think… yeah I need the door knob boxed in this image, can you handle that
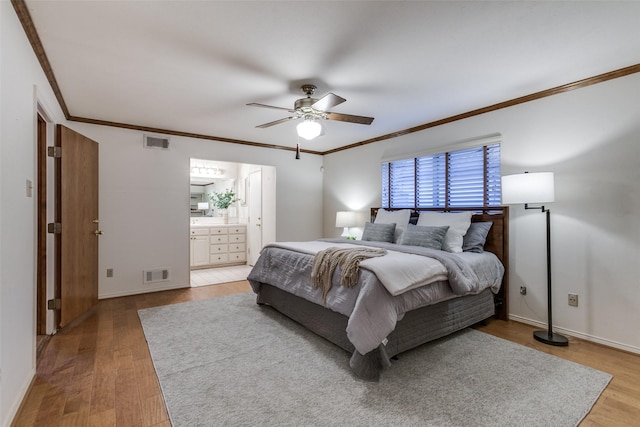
[93,219,100,224]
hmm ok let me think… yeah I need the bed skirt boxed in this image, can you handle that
[255,284,495,381]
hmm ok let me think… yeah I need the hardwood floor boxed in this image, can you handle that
[12,282,640,426]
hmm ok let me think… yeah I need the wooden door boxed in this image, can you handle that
[55,125,100,328]
[37,114,48,334]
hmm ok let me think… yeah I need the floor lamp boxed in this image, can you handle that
[502,172,568,346]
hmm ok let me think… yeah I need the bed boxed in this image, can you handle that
[247,207,509,381]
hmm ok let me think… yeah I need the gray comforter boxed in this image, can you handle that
[247,238,504,355]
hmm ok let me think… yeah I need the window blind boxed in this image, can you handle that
[448,146,485,207]
[388,158,415,208]
[382,143,501,208]
[416,153,446,207]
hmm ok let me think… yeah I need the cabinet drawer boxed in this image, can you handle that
[210,227,229,235]
[210,244,229,254]
[190,228,209,236]
[210,234,229,244]
[228,227,246,234]
[228,252,246,262]
[229,243,246,253]
[210,253,229,264]
[229,234,246,243]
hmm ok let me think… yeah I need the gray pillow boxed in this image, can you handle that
[462,222,493,253]
[398,224,449,250]
[361,222,396,243]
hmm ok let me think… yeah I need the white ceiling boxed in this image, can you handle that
[24,1,640,153]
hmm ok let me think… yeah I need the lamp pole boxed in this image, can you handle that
[530,206,568,346]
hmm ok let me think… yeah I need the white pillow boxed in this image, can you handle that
[374,209,411,243]
[416,211,473,253]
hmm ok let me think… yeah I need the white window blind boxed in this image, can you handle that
[416,153,446,207]
[388,158,415,208]
[486,144,502,206]
[382,143,501,208]
[448,146,485,207]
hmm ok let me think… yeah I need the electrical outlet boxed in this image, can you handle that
[520,286,527,295]
[106,268,113,278]
[568,293,578,307]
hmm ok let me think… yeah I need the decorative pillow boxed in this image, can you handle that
[361,222,396,243]
[398,224,449,250]
[374,209,411,242]
[462,222,493,253]
[416,211,473,253]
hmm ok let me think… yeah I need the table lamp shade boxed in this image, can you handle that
[335,211,358,228]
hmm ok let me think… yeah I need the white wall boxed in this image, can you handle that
[3,0,638,422]
[1,6,322,420]
[0,3,67,425]
[62,122,324,299]
[324,72,640,353]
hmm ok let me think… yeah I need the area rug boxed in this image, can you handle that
[138,292,611,427]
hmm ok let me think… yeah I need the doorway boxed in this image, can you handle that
[36,99,58,360]
[188,159,276,286]
[36,112,49,358]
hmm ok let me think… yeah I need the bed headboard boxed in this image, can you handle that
[370,207,509,320]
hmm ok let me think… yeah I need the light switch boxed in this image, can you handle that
[26,179,33,197]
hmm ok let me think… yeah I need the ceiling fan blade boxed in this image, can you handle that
[325,112,374,125]
[247,103,295,113]
[255,116,297,128]
[311,93,346,111]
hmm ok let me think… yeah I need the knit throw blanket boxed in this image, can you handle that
[311,247,387,302]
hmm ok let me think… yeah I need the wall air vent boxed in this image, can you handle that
[143,269,170,284]
[143,134,170,150]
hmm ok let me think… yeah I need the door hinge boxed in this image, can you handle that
[47,146,62,158]
[47,222,62,234]
[47,298,61,310]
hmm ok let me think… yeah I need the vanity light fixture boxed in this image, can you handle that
[190,165,224,177]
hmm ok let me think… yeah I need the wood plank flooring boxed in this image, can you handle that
[12,282,640,426]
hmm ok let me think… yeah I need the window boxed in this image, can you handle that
[381,143,501,208]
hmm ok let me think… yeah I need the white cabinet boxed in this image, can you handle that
[210,225,247,265]
[190,229,210,267]
[190,225,247,268]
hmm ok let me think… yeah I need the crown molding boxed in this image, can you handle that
[323,63,640,155]
[11,0,70,118]
[12,0,640,156]
[68,116,323,155]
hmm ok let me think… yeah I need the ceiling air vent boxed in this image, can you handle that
[143,134,170,150]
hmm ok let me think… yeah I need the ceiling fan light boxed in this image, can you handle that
[297,119,321,140]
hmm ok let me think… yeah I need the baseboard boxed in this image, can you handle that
[99,283,189,299]
[508,314,640,355]
[4,372,36,427]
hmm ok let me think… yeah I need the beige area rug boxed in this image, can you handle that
[139,292,611,427]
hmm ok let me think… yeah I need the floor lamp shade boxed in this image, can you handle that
[501,171,567,346]
[501,172,554,205]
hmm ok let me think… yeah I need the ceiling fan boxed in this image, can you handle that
[247,84,374,140]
